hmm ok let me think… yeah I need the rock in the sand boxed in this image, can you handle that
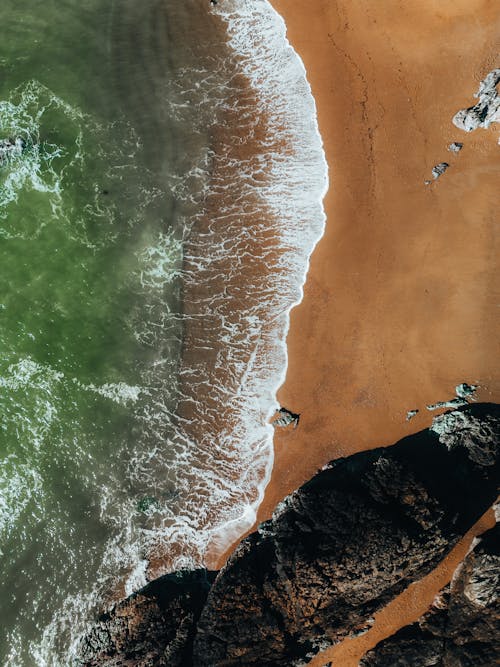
[427,397,468,411]
[430,407,499,466]
[192,404,500,666]
[360,523,500,667]
[273,406,300,428]
[432,162,449,179]
[426,383,478,412]
[78,569,216,667]
[448,141,464,152]
[406,409,418,421]
[453,68,500,132]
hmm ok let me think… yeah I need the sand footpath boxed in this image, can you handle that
[253,0,499,662]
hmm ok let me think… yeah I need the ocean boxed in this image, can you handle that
[0,0,327,663]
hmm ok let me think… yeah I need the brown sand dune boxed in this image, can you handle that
[247,0,499,662]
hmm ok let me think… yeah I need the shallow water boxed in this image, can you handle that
[0,0,327,663]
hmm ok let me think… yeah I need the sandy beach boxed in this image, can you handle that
[246,0,499,662]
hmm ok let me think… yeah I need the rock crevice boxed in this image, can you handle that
[78,404,500,667]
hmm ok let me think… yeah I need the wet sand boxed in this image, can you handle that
[245,0,499,661]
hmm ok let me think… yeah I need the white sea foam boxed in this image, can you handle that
[79,381,143,406]
[4,2,328,663]
[181,0,329,557]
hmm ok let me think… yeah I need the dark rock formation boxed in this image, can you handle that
[406,409,419,421]
[453,68,500,132]
[431,162,450,179]
[455,382,478,400]
[426,382,478,412]
[360,523,500,667]
[79,404,499,667]
[273,407,300,428]
[427,397,468,411]
[192,403,500,666]
[78,569,216,667]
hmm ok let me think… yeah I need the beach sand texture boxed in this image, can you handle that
[254,0,499,662]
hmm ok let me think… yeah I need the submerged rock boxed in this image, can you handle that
[192,404,500,666]
[360,523,500,667]
[453,68,500,132]
[78,569,216,667]
[0,137,26,164]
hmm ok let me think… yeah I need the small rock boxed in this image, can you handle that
[432,162,449,179]
[448,142,463,153]
[0,137,26,164]
[273,407,300,428]
[406,409,419,421]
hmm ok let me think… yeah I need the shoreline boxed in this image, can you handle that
[202,0,329,569]
[240,0,499,660]
[147,0,328,577]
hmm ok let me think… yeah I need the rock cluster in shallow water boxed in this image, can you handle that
[79,404,500,667]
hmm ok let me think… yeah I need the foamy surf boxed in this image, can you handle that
[0,1,328,664]
[177,0,329,559]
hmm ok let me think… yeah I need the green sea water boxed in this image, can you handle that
[0,0,219,663]
[0,0,329,662]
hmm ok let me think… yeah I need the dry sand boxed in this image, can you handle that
[262,0,499,516]
[239,0,499,662]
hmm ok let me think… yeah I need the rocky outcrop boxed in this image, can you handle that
[78,569,216,667]
[455,382,478,400]
[79,404,499,667]
[448,142,463,153]
[431,162,449,179]
[360,523,500,667]
[273,407,300,428]
[406,409,418,421]
[192,403,499,666]
[426,382,478,412]
[453,68,500,132]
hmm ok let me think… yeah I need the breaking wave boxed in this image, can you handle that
[0,0,327,664]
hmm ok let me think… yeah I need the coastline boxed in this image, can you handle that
[247,0,498,661]
[147,0,328,578]
[262,0,499,514]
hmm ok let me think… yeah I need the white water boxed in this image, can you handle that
[2,1,329,663]
[194,0,329,557]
